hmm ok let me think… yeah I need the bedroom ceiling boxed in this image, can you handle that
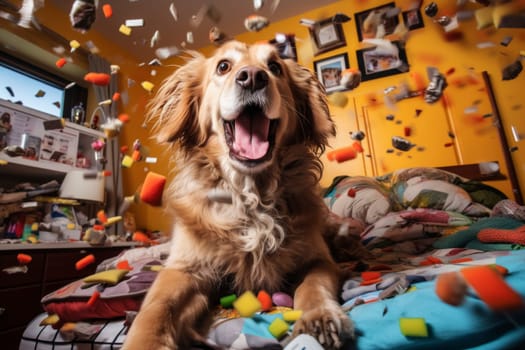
[46,0,340,63]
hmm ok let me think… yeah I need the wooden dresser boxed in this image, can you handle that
[0,242,135,349]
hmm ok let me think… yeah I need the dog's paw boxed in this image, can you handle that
[292,301,354,349]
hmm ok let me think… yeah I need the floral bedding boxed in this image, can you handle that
[20,167,525,349]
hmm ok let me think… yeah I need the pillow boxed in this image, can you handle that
[324,176,394,225]
[393,177,491,216]
[361,209,472,250]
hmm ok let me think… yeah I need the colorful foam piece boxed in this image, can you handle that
[461,265,524,311]
[283,310,303,322]
[102,4,113,18]
[436,264,524,312]
[326,145,357,163]
[97,210,108,223]
[435,271,468,306]
[84,72,111,86]
[87,290,101,306]
[272,292,293,308]
[399,317,429,337]
[119,24,132,35]
[257,290,272,311]
[233,291,262,317]
[83,269,129,285]
[75,254,95,270]
[268,317,289,339]
[220,294,237,308]
[140,171,167,206]
[17,253,32,265]
[55,58,67,68]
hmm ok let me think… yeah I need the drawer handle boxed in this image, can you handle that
[2,265,29,274]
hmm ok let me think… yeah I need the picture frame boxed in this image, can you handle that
[269,34,297,61]
[354,2,399,42]
[402,8,424,30]
[356,40,409,81]
[308,18,346,55]
[313,53,350,93]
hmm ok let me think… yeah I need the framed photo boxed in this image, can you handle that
[402,8,424,30]
[269,34,297,61]
[356,40,409,81]
[309,18,346,55]
[354,2,399,42]
[314,53,350,93]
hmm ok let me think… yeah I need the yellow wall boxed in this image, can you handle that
[233,0,525,197]
[11,1,525,232]
[133,0,525,231]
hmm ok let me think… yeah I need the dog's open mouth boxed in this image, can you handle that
[223,104,278,166]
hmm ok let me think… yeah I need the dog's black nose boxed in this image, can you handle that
[235,66,268,91]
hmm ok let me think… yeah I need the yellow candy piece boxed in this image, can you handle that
[233,291,261,317]
[268,317,289,339]
[31,222,39,231]
[69,40,80,50]
[0,159,8,165]
[328,92,349,108]
[141,81,155,92]
[399,317,429,337]
[83,269,129,285]
[122,155,134,168]
[105,216,122,226]
[40,313,60,326]
[283,310,303,322]
[119,24,132,36]
[66,223,76,230]
[26,235,38,243]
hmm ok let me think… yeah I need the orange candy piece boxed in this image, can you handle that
[140,172,167,206]
[17,253,32,265]
[75,254,95,270]
[257,290,273,311]
[84,72,111,86]
[102,4,113,18]
[55,58,67,68]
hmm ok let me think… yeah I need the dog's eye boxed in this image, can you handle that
[268,61,282,76]
[217,60,232,75]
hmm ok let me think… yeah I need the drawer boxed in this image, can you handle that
[0,284,43,330]
[0,251,45,288]
[44,247,126,282]
[0,326,26,350]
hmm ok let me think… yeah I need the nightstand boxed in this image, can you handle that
[0,242,135,349]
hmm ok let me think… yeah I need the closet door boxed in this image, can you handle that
[356,92,458,176]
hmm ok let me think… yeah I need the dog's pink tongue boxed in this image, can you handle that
[233,113,270,160]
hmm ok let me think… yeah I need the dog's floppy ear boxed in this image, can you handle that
[285,60,336,154]
[147,52,208,150]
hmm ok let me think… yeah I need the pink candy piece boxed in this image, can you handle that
[272,292,293,308]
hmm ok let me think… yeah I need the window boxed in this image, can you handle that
[0,52,87,120]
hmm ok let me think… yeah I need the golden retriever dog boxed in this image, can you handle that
[123,40,354,349]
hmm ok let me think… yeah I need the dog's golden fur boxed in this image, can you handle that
[123,41,354,350]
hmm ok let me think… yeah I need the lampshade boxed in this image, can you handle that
[59,170,105,203]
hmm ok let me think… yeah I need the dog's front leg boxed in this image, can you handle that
[122,268,213,350]
[292,261,354,349]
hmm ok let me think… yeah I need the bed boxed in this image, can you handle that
[19,167,525,349]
